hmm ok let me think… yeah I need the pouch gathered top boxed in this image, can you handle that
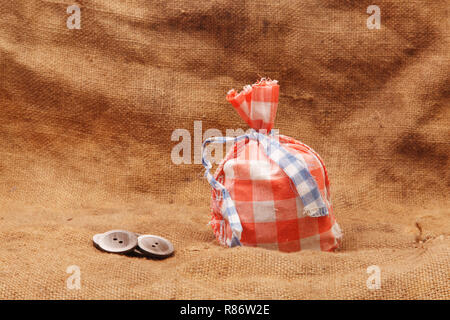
[202,79,342,252]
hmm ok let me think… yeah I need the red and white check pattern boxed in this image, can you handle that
[227,79,279,132]
[210,135,342,252]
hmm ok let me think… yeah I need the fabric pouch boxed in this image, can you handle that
[202,79,342,252]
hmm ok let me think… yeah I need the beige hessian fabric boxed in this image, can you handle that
[0,0,449,299]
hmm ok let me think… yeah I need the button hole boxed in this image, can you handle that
[113,238,117,241]
[119,241,123,244]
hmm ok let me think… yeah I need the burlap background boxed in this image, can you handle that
[0,0,448,299]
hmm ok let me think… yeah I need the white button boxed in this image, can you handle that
[137,235,174,258]
[95,230,138,254]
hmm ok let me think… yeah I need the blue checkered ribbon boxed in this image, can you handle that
[202,129,329,247]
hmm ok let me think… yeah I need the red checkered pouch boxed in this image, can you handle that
[202,79,342,252]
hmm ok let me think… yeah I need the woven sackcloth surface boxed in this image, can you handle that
[0,0,448,299]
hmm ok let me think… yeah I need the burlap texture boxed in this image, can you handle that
[0,0,448,299]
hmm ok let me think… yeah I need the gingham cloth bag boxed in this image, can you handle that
[202,79,342,252]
